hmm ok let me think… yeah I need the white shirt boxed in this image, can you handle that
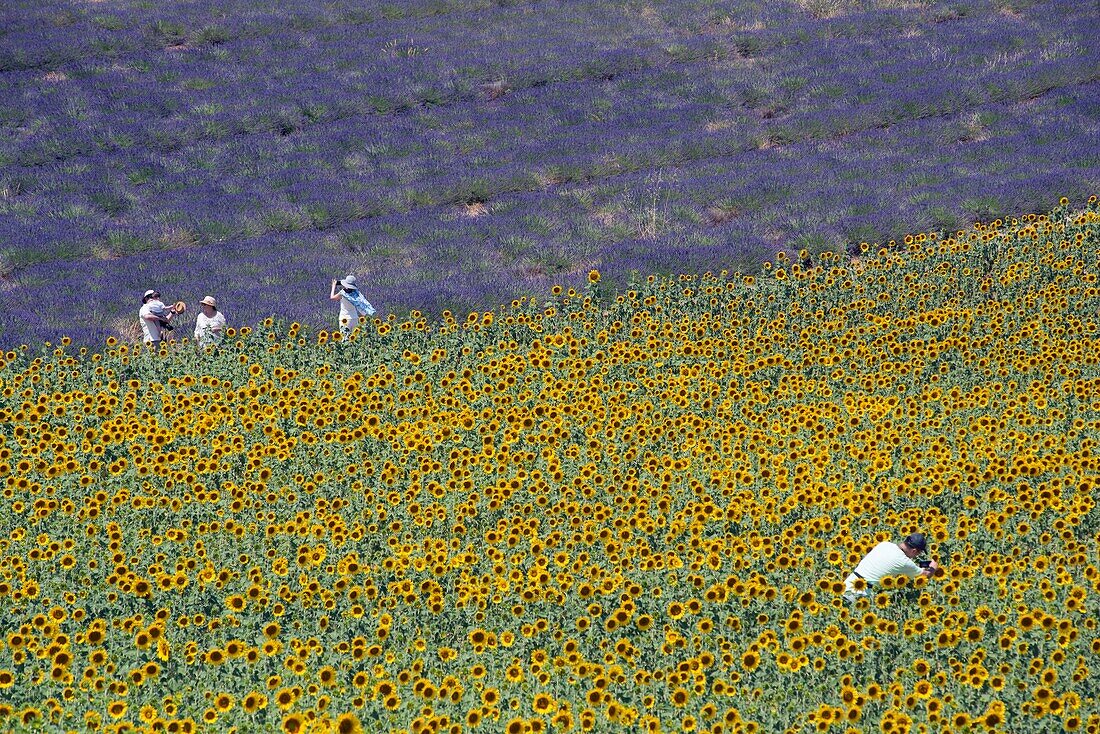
[139,300,168,343]
[338,295,358,331]
[194,311,226,347]
[845,541,921,592]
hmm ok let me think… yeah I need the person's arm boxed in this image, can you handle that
[330,280,342,301]
[902,556,937,579]
[150,303,173,323]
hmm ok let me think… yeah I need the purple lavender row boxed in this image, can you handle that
[0,0,554,72]
[2,64,1092,271]
[2,84,1094,348]
[3,0,1081,171]
[2,70,1095,268]
[1,0,1064,81]
[1,0,1092,267]
[0,0,725,88]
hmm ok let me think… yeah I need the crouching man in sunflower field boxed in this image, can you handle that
[843,532,938,604]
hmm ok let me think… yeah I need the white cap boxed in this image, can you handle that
[200,296,217,307]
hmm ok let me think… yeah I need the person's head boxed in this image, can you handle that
[900,533,927,559]
[143,289,160,304]
[200,295,217,315]
[339,275,358,291]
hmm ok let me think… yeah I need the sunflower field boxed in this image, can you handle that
[1,198,1099,734]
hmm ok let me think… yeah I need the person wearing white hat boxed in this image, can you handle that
[329,275,375,337]
[193,295,226,349]
[139,288,174,347]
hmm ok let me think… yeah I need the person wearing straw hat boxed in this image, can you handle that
[843,532,938,604]
[139,288,177,347]
[329,275,375,337]
[193,295,226,349]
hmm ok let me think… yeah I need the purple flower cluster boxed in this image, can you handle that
[1,0,1097,347]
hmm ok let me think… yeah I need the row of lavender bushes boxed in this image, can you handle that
[1,0,1097,347]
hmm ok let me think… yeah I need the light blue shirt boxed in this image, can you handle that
[342,289,375,317]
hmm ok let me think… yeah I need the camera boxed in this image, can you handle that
[917,560,932,569]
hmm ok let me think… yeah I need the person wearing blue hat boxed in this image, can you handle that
[843,532,938,604]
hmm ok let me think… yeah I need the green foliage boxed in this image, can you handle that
[0,202,1098,733]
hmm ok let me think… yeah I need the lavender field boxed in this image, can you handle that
[0,0,1097,347]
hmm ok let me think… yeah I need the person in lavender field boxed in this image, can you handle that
[139,289,176,348]
[193,295,226,349]
[329,275,375,337]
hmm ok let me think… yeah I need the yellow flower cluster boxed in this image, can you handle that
[0,197,1098,733]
